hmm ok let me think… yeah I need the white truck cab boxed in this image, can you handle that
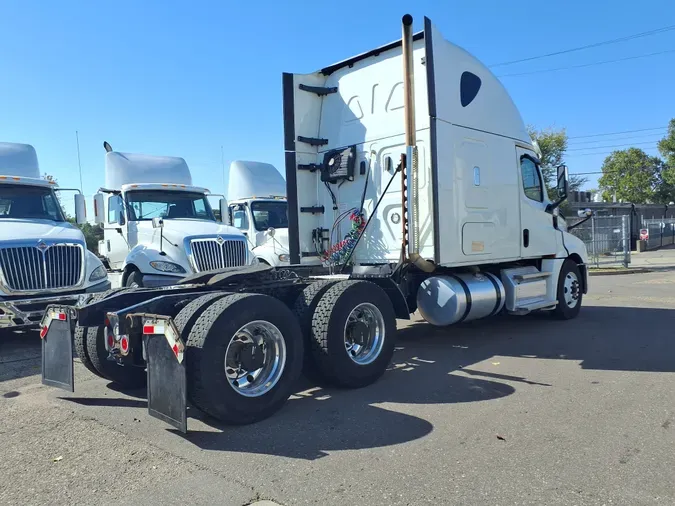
[94,143,255,288]
[226,160,294,267]
[0,142,110,329]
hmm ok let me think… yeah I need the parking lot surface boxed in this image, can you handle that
[1,268,675,505]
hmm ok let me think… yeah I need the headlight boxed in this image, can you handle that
[89,265,107,282]
[149,261,186,274]
[278,254,290,262]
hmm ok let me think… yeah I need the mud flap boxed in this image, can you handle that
[144,333,187,433]
[41,308,75,392]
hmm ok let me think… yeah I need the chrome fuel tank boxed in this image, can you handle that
[416,272,505,327]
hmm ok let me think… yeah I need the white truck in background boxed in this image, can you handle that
[226,160,293,267]
[0,142,110,329]
[94,142,256,288]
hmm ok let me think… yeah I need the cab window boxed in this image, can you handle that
[520,156,543,202]
[231,206,249,230]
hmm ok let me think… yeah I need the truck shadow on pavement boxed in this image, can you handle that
[178,346,516,460]
[173,305,675,459]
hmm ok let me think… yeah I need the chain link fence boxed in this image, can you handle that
[641,218,675,250]
[569,215,630,268]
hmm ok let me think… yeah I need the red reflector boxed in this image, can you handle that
[57,312,67,321]
[121,337,129,352]
[104,318,110,326]
[39,326,48,339]
[172,344,179,357]
[143,325,154,335]
[107,334,114,348]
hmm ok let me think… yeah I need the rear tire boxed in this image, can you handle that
[186,293,304,425]
[73,292,112,379]
[552,259,583,320]
[292,280,339,379]
[174,292,230,334]
[74,322,103,378]
[310,280,397,388]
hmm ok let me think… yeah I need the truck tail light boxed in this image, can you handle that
[120,335,130,355]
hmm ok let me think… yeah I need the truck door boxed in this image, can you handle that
[516,147,559,258]
[103,194,130,270]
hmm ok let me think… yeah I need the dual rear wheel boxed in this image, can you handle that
[176,280,397,425]
[73,280,398,425]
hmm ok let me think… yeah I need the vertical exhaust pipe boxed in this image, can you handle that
[401,14,434,272]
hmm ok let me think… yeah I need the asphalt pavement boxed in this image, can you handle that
[1,264,675,505]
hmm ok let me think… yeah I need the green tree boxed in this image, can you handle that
[657,118,675,196]
[527,125,587,200]
[598,148,664,203]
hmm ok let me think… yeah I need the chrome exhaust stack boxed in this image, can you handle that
[401,14,434,272]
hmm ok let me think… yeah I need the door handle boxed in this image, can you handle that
[523,229,530,248]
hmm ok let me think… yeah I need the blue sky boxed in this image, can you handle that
[1,0,673,215]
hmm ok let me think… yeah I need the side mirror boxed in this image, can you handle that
[93,193,105,225]
[556,164,569,200]
[74,193,87,225]
[267,227,276,237]
[109,195,125,227]
[152,217,164,229]
[219,198,230,225]
[577,208,592,218]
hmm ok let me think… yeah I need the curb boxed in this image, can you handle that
[589,268,651,277]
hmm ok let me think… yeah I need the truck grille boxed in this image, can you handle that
[0,244,84,292]
[190,238,248,272]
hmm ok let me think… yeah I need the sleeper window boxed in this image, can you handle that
[520,157,543,202]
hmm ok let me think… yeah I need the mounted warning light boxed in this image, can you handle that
[142,318,184,363]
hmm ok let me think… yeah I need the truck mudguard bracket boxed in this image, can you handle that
[41,306,76,392]
[144,329,187,433]
[300,205,325,214]
[297,136,328,147]
[298,83,338,96]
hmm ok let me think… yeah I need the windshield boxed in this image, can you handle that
[250,200,288,231]
[126,190,216,221]
[0,184,66,222]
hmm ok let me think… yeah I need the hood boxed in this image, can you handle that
[256,226,289,253]
[158,219,245,243]
[0,219,85,243]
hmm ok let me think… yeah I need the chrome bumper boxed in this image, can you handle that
[0,280,111,329]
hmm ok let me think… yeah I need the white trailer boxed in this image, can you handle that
[93,143,257,288]
[41,15,588,431]
[0,142,110,329]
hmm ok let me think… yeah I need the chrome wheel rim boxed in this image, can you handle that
[224,320,286,398]
[563,271,580,308]
[343,303,385,365]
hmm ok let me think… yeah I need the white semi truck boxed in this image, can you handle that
[0,142,110,329]
[226,160,301,267]
[93,143,257,288]
[41,15,589,432]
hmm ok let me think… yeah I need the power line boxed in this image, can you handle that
[568,132,667,145]
[568,140,659,152]
[568,126,667,139]
[497,49,675,78]
[566,146,660,157]
[489,24,675,67]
